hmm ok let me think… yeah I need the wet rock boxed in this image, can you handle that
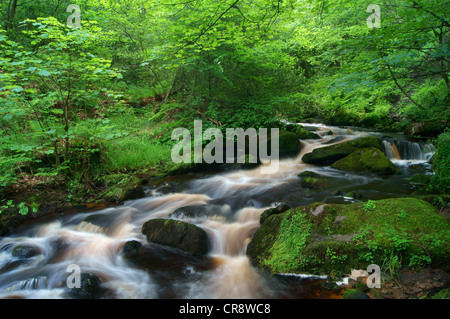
[342,289,370,299]
[301,176,332,190]
[11,245,40,259]
[331,147,400,175]
[298,171,320,178]
[323,136,346,144]
[142,218,210,256]
[274,131,302,159]
[67,273,104,299]
[168,204,231,219]
[285,124,321,140]
[302,136,383,166]
[260,203,291,224]
[344,191,364,199]
[121,240,143,258]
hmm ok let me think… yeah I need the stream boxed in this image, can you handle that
[0,123,436,299]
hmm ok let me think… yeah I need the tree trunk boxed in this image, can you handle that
[5,0,18,30]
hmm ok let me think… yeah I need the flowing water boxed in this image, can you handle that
[0,123,435,299]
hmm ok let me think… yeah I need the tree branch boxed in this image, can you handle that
[386,64,424,109]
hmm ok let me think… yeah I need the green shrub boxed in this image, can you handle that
[429,132,450,193]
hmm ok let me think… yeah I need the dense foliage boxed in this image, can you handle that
[0,0,448,213]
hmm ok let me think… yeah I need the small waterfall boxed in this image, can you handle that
[382,139,435,162]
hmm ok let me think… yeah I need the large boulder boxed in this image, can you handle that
[285,124,321,140]
[302,137,383,166]
[142,218,210,256]
[246,198,450,276]
[274,131,302,159]
[331,147,400,175]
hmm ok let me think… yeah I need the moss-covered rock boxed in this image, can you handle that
[408,174,432,187]
[431,288,450,299]
[405,119,447,139]
[302,137,383,166]
[429,132,450,194]
[260,203,291,224]
[98,175,145,203]
[274,131,302,159]
[342,289,370,299]
[247,198,450,276]
[331,147,400,175]
[285,124,321,140]
[298,171,336,190]
[301,177,332,190]
[142,218,210,256]
[298,171,320,178]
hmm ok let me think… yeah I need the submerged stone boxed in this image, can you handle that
[11,245,40,259]
[67,273,104,299]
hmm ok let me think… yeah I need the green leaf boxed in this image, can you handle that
[10,86,24,93]
[50,109,64,115]
[37,70,51,77]
[19,206,29,216]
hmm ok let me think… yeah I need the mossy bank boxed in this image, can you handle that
[246,198,450,277]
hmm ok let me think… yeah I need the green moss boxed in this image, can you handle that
[301,176,332,190]
[247,198,450,276]
[298,171,320,178]
[429,132,450,194]
[331,147,400,175]
[342,289,370,299]
[98,174,144,203]
[431,288,450,299]
[261,211,312,273]
[409,173,432,186]
[302,137,383,166]
[276,131,302,159]
[285,124,321,140]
